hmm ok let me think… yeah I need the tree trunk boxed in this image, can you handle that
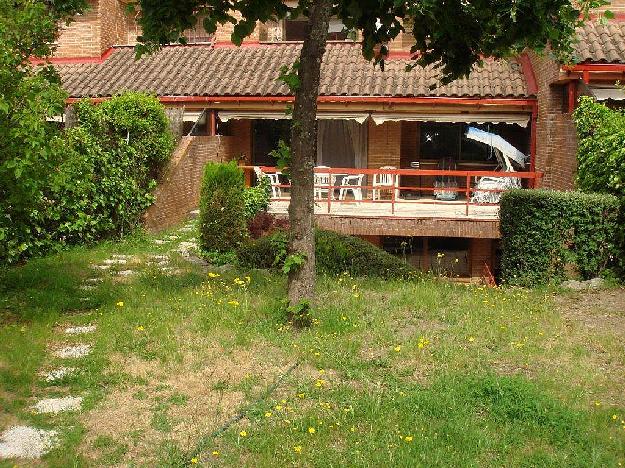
[287,0,332,306]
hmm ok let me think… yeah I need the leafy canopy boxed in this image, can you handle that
[134,0,608,83]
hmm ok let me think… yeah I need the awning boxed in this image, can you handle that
[371,112,530,127]
[183,110,206,122]
[218,110,369,123]
[587,85,625,101]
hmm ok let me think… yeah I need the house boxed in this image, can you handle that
[50,0,625,280]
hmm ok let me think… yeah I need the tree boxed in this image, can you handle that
[135,0,607,307]
[0,0,87,262]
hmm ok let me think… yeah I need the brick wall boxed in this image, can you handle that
[469,238,493,278]
[55,0,102,57]
[144,135,240,231]
[367,121,401,168]
[529,51,578,190]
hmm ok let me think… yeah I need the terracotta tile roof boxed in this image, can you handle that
[56,42,530,99]
[575,21,625,63]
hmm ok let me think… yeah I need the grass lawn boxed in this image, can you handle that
[1,221,624,467]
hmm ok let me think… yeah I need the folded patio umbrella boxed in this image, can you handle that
[465,127,527,169]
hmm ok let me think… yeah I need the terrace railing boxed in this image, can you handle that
[242,166,543,217]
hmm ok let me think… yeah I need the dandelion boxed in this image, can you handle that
[275,405,283,411]
[350,426,356,432]
[136,325,144,331]
[294,445,303,453]
[468,336,475,342]
[297,393,305,399]
[418,337,430,349]
[116,301,124,307]
[239,430,247,437]
[212,451,219,456]
[341,316,347,321]
[308,427,316,434]
[613,415,618,420]
[315,379,325,388]
[394,345,402,352]
[265,411,272,418]
[191,457,199,464]
[245,276,251,283]
[208,272,220,278]
[404,436,413,442]
[228,300,240,307]
[595,401,601,407]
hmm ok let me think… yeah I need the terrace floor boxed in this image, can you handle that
[268,197,500,220]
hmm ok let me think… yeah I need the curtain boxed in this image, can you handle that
[317,120,367,168]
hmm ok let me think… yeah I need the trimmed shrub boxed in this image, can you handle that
[237,229,416,279]
[199,161,248,253]
[500,189,619,286]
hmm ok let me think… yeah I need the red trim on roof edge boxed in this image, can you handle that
[518,53,538,95]
[564,63,625,71]
[66,95,536,107]
[30,47,115,65]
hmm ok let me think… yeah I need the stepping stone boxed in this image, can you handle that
[111,254,131,259]
[154,239,167,245]
[33,396,83,414]
[166,235,179,241]
[84,278,102,284]
[54,344,91,359]
[79,285,95,291]
[0,426,58,459]
[43,367,75,383]
[102,258,127,265]
[116,270,136,277]
[178,226,194,233]
[91,264,110,270]
[64,325,96,335]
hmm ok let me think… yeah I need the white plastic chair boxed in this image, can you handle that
[338,174,365,201]
[254,166,282,198]
[372,166,399,201]
[314,166,335,200]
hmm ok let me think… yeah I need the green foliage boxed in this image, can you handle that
[199,161,248,253]
[282,253,306,275]
[136,0,607,84]
[243,175,271,219]
[237,229,416,279]
[284,299,312,328]
[573,96,625,271]
[500,189,619,286]
[268,139,291,172]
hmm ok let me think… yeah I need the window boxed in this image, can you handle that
[283,16,348,41]
[252,120,291,165]
[418,122,529,165]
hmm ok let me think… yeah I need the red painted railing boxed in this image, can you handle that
[241,166,543,217]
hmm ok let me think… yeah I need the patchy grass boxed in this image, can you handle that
[0,223,624,467]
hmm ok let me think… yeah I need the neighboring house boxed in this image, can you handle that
[50,0,625,280]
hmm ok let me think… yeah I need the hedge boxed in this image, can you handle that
[500,189,619,286]
[237,229,416,279]
[199,161,248,253]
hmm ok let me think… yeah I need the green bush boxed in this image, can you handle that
[243,175,271,219]
[0,92,174,263]
[199,161,248,253]
[500,189,619,286]
[574,96,625,271]
[237,229,416,279]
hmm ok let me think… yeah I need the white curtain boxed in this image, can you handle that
[316,120,367,168]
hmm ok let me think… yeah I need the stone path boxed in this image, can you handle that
[1,217,201,461]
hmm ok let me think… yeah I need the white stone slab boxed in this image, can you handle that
[102,258,127,265]
[0,426,58,459]
[43,367,75,383]
[64,325,96,335]
[33,396,83,414]
[54,344,91,359]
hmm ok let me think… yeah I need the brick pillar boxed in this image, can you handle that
[368,121,401,168]
[469,238,493,279]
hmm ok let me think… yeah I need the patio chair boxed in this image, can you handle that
[314,166,336,200]
[338,174,365,201]
[372,166,399,201]
[253,166,282,198]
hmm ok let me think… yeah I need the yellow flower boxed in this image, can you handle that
[405,436,413,442]
[613,414,618,420]
[208,272,220,278]
[136,325,144,331]
[191,457,198,464]
[245,276,251,283]
[294,445,303,453]
[212,450,220,456]
[297,393,305,399]
[275,405,283,411]
[116,301,124,307]
[308,427,316,434]
[239,430,247,437]
[265,411,272,418]
[468,336,475,342]
[228,300,240,307]
[315,379,325,388]
[394,345,402,352]
[595,401,601,407]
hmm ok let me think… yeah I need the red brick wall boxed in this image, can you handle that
[529,51,578,190]
[144,135,240,231]
[368,121,401,168]
[55,0,102,57]
[469,238,493,279]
